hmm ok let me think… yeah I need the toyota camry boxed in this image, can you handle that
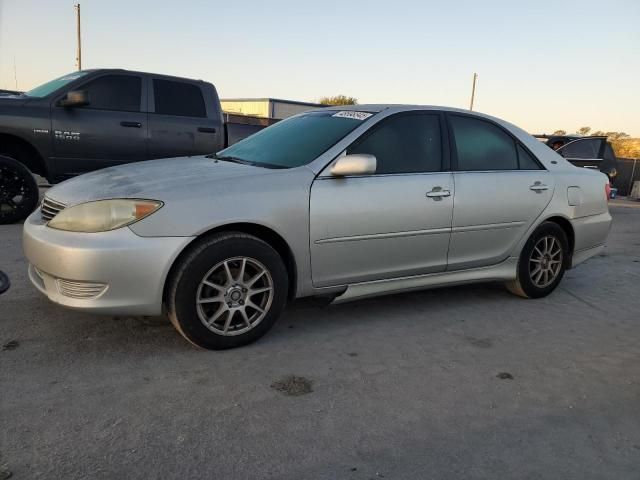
[23,106,612,349]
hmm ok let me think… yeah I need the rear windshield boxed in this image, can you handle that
[24,71,90,98]
[217,110,374,168]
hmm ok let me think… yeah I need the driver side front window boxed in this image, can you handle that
[347,114,442,174]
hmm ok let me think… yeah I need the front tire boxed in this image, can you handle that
[506,222,569,299]
[0,155,40,224]
[167,232,288,350]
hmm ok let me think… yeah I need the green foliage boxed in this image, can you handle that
[318,95,358,106]
[552,129,566,135]
[577,126,591,136]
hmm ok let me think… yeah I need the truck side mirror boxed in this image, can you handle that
[58,90,89,108]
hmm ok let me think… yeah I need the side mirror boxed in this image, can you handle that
[330,154,376,176]
[58,90,89,108]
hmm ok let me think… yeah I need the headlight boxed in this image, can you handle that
[48,199,163,232]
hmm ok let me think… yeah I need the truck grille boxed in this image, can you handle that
[41,196,66,222]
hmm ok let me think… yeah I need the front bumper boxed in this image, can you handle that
[23,212,194,315]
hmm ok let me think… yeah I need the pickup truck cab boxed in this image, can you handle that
[0,69,265,223]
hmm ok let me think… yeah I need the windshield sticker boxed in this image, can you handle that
[332,111,373,121]
[60,74,83,81]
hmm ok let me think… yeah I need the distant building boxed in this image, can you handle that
[221,98,326,120]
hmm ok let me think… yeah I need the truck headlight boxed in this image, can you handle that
[48,199,163,232]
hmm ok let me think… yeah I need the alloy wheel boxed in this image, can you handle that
[196,257,274,336]
[529,235,563,288]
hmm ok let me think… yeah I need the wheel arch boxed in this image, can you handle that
[0,133,49,179]
[536,215,576,268]
[163,222,298,305]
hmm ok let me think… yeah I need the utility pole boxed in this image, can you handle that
[469,72,478,111]
[75,4,82,70]
[13,57,18,90]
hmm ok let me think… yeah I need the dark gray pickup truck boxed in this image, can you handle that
[0,69,270,223]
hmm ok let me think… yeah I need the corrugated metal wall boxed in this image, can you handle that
[220,100,270,118]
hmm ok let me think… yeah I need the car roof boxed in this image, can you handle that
[318,104,479,114]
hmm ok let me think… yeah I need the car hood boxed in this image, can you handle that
[46,156,284,206]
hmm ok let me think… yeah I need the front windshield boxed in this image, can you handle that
[217,110,375,168]
[24,71,90,98]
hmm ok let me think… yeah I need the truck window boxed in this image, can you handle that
[153,79,206,117]
[77,74,142,112]
[25,71,90,98]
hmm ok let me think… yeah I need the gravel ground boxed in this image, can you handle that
[1,205,639,479]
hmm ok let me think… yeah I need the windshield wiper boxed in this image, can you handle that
[207,154,286,169]
[208,154,254,165]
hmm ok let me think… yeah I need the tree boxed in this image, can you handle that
[319,95,358,106]
[606,131,629,141]
[552,129,566,135]
[577,126,591,136]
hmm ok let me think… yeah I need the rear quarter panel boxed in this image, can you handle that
[509,166,611,258]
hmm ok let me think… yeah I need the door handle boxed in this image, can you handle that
[530,182,549,192]
[426,187,451,200]
[120,121,141,128]
[198,127,217,133]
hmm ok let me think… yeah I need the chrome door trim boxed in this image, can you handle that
[315,227,451,244]
[450,221,525,233]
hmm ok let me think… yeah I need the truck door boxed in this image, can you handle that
[50,73,148,177]
[556,137,616,178]
[148,78,222,158]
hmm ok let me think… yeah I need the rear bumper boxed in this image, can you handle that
[570,211,612,268]
[23,212,193,315]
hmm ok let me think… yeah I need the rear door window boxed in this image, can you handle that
[153,79,206,117]
[450,115,519,170]
[347,113,443,174]
[76,74,142,112]
[517,144,542,170]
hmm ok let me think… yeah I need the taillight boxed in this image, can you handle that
[605,182,611,201]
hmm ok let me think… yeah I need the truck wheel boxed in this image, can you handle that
[167,232,289,350]
[0,155,40,224]
[505,222,569,299]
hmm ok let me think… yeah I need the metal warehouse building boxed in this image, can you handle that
[220,98,325,120]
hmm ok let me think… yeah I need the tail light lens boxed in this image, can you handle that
[605,182,611,201]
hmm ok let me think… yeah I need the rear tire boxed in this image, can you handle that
[167,232,288,350]
[506,221,569,299]
[0,155,40,224]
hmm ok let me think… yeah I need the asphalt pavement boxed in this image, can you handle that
[1,205,639,479]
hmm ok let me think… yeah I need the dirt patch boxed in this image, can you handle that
[2,340,19,351]
[271,375,313,396]
[496,372,514,380]
[466,337,493,348]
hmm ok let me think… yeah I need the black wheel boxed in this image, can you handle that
[167,232,289,350]
[0,155,40,224]
[506,221,569,299]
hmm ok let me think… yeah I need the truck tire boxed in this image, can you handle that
[167,232,289,350]
[0,155,40,224]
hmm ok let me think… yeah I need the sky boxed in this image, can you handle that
[0,0,639,135]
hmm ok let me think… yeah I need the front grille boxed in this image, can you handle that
[56,278,108,299]
[41,196,66,222]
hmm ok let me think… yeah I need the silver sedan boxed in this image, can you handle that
[23,106,612,349]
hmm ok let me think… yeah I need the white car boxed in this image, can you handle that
[23,106,612,349]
